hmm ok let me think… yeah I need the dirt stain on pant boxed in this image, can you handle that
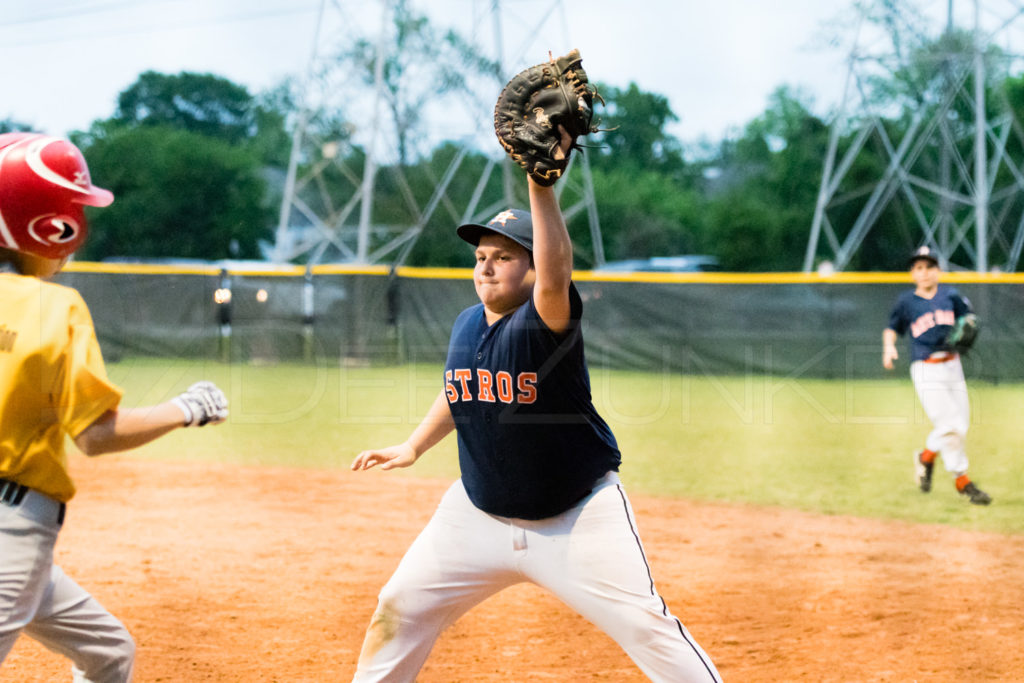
[356,600,401,669]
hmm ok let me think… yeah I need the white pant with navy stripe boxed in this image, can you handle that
[910,356,970,475]
[0,493,135,682]
[352,472,721,682]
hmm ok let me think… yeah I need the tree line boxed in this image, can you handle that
[3,3,1023,272]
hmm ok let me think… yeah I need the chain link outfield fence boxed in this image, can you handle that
[57,263,1024,383]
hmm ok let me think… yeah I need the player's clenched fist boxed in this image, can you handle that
[173,381,229,427]
[351,443,418,471]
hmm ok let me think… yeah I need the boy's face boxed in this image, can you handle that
[473,233,535,315]
[910,259,940,290]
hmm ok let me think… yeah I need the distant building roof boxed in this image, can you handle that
[594,255,721,273]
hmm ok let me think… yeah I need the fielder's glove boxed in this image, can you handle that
[173,381,229,427]
[944,313,979,354]
[494,48,600,186]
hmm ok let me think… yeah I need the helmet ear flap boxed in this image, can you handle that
[27,212,84,249]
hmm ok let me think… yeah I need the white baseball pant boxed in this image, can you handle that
[0,490,135,682]
[910,356,970,475]
[352,472,721,683]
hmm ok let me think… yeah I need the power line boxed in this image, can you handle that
[3,0,188,27]
[0,2,319,48]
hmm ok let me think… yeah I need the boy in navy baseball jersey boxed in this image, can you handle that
[350,133,721,681]
[883,246,990,504]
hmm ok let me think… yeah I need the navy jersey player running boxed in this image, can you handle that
[350,132,721,682]
[883,246,991,504]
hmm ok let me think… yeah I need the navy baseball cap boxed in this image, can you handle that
[908,245,939,267]
[457,209,533,252]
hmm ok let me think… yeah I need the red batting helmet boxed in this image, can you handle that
[0,132,113,260]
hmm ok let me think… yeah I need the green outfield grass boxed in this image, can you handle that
[105,358,1024,535]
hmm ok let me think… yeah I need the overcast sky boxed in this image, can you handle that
[3,0,1016,151]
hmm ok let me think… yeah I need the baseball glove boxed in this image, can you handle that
[494,48,599,186]
[944,313,979,354]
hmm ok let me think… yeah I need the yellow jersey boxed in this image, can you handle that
[0,271,123,502]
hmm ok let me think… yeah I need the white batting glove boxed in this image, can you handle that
[172,381,229,427]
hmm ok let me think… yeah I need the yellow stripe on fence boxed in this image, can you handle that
[63,262,1024,284]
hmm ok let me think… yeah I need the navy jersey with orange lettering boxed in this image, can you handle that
[887,284,972,362]
[444,283,620,520]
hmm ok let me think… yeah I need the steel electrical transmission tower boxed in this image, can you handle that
[804,0,1024,273]
[272,0,605,268]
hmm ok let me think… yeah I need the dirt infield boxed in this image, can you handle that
[4,456,1023,682]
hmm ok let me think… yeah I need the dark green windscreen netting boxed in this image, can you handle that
[56,269,1024,382]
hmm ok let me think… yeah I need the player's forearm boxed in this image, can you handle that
[528,180,573,334]
[73,403,185,456]
[882,328,898,348]
[528,180,572,290]
[405,390,456,458]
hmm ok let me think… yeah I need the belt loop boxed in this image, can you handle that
[0,479,29,505]
[12,485,28,505]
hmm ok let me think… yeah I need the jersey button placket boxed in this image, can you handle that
[476,329,487,361]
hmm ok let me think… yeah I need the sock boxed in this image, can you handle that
[955,474,970,492]
[920,449,937,464]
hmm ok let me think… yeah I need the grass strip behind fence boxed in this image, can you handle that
[101,358,1024,534]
